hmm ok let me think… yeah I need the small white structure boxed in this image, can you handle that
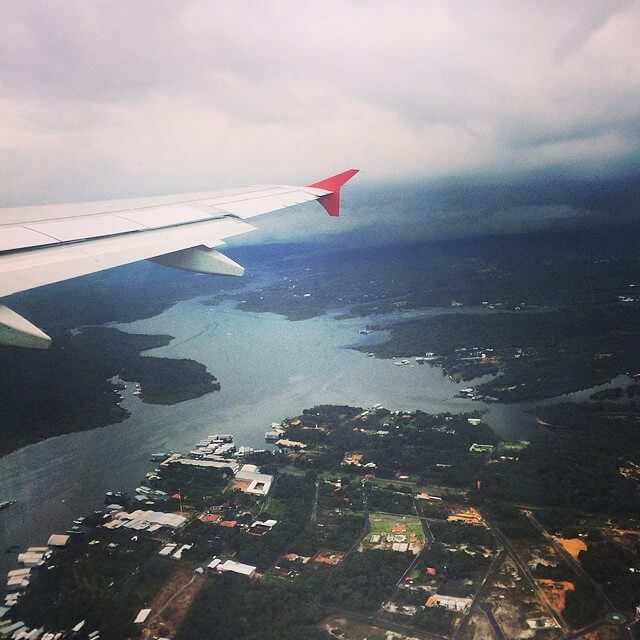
[158,544,177,557]
[173,544,192,560]
[133,609,151,624]
[250,519,277,532]
[17,552,46,567]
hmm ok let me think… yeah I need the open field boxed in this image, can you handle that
[142,565,205,640]
[364,512,425,555]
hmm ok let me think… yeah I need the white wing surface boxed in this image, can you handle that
[0,169,358,349]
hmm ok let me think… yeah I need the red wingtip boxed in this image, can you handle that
[307,169,359,217]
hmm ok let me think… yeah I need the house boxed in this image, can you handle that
[217,560,256,578]
[275,438,307,450]
[249,519,278,535]
[425,594,472,612]
[235,465,273,496]
[46,534,69,547]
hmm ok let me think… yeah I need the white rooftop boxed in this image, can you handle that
[47,534,69,547]
[134,608,151,624]
[217,560,256,576]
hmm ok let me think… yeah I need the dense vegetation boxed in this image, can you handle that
[175,572,330,640]
[413,607,458,636]
[0,326,218,456]
[578,537,640,612]
[483,504,540,539]
[429,521,495,548]
[292,512,365,555]
[231,227,640,321]
[287,405,496,489]
[364,305,640,402]
[482,403,640,516]
[323,550,412,612]
[234,474,315,570]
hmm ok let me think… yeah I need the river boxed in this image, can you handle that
[0,294,591,575]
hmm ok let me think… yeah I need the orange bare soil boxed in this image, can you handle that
[553,536,587,560]
[447,507,484,525]
[536,579,575,613]
[312,550,346,566]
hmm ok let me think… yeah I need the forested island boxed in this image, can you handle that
[0,261,239,457]
[359,305,640,402]
[0,326,219,456]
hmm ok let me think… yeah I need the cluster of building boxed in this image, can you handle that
[102,509,187,532]
[1,538,99,639]
[0,620,99,639]
[157,433,266,474]
[0,428,282,638]
[154,434,275,496]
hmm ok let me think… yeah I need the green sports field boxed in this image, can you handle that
[368,512,425,543]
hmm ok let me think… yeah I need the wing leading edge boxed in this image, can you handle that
[0,169,358,349]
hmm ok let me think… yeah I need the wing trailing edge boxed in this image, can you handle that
[0,305,51,350]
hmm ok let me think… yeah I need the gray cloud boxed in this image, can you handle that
[0,1,638,209]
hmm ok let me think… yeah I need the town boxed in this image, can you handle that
[1,405,638,640]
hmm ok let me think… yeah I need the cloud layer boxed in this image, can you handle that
[1,1,639,207]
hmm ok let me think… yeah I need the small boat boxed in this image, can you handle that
[0,500,16,511]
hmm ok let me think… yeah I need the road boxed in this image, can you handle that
[376,494,436,619]
[481,510,568,633]
[453,549,507,640]
[522,509,616,612]
[478,602,506,640]
[333,610,448,640]
[310,480,320,524]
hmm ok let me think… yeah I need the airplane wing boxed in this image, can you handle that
[0,169,358,349]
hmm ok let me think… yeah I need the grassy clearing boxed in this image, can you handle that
[368,512,425,543]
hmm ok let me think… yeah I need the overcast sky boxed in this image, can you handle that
[1,1,639,216]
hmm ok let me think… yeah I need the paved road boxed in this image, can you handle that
[478,602,506,640]
[412,495,436,545]
[453,549,507,640]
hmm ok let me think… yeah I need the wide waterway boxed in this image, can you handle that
[0,295,603,575]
